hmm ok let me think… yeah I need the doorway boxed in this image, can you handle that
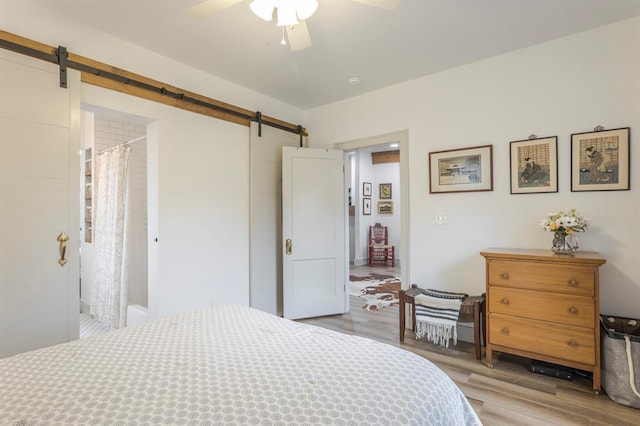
[79,106,152,336]
[335,130,409,311]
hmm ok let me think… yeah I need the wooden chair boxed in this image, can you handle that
[368,223,395,266]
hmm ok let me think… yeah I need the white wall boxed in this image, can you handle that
[0,1,301,124]
[1,0,304,320]
[82,84,251,318]
[355,151,375,265]
[370,161,401,262]
[3,1,639,320]
[306,17,640,319]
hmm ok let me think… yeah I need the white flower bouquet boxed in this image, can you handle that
[540,209,588,235]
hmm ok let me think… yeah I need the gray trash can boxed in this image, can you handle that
[600,315,640,409]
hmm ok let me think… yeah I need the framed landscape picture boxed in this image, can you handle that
[377,201,393,214]
[571,127,630,191]
[429,145,493,193]
[509,136,558,194]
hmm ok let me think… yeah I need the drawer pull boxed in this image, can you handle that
[500,273,509,280]
[568,307,578,315]
[568,279,578,287]
[500,298,510,305]
[501,327,509,335]
[568,340,578,348]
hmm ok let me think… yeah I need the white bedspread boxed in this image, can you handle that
[0,305,481,425]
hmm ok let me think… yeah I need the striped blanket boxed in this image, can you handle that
[415,289,468,348]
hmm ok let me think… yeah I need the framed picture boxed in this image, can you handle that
[363,198,371,215]
[509,136,558,194]
[428,145,493,193]
[363,182,372,197]
[377,201,393,214]
[571,127,630,191]
[379,183,392,199]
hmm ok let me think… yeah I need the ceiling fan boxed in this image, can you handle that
[187,0,400,51]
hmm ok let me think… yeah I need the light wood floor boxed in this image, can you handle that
[299,265,640,425]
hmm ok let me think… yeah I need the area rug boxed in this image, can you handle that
[349,273,401,311]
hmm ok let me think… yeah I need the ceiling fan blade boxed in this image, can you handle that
[187,0,244,18]
[351,0,400,10]
[286,21,312,51]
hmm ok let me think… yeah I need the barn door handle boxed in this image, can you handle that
[57,232,69,267]
[285,239,292,255]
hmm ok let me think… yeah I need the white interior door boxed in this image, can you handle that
[282,147,346,319]
[249,122,300,315]
[0,49,80,357]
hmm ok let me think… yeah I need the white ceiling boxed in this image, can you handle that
[26,0,640,109]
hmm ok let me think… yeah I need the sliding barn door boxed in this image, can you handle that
[0,49,80,357]
[282,147,346,319]
[249,122,299,315]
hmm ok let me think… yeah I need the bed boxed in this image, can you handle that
[0,305,481,425]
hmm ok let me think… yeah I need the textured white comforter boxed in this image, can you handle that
[0,305,481,425]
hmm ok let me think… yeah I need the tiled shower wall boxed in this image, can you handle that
[94,115,147,230]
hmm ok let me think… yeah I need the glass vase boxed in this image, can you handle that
[551,232,578,256]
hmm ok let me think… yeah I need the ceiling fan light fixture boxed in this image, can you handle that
[249,0,275,21]
[276,4,299,27]
[295,0,318,21]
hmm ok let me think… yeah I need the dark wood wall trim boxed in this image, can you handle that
[0,29,307,136]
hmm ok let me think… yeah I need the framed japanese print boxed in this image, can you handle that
[571,127,630,191]
[429,145,493,193]
[509,136,558,194]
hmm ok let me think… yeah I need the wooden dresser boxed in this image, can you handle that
[480,248,606,392]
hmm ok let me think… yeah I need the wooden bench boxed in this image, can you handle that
[399,284,486,360]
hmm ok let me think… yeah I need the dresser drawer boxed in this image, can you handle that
[489,287,594,328]
[488,260,594,296]
[490,313,595,365]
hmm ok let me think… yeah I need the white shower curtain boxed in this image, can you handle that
[91,144,132,330]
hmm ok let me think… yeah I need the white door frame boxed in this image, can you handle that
[334,129,410,292]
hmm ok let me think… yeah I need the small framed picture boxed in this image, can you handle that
[509,136,558,194]
[377,201,393,214]
[363,182,372,197]
[429,145,493,193]
[571,127,630,191]
[363,198,371,215]
[379,183,392,199]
